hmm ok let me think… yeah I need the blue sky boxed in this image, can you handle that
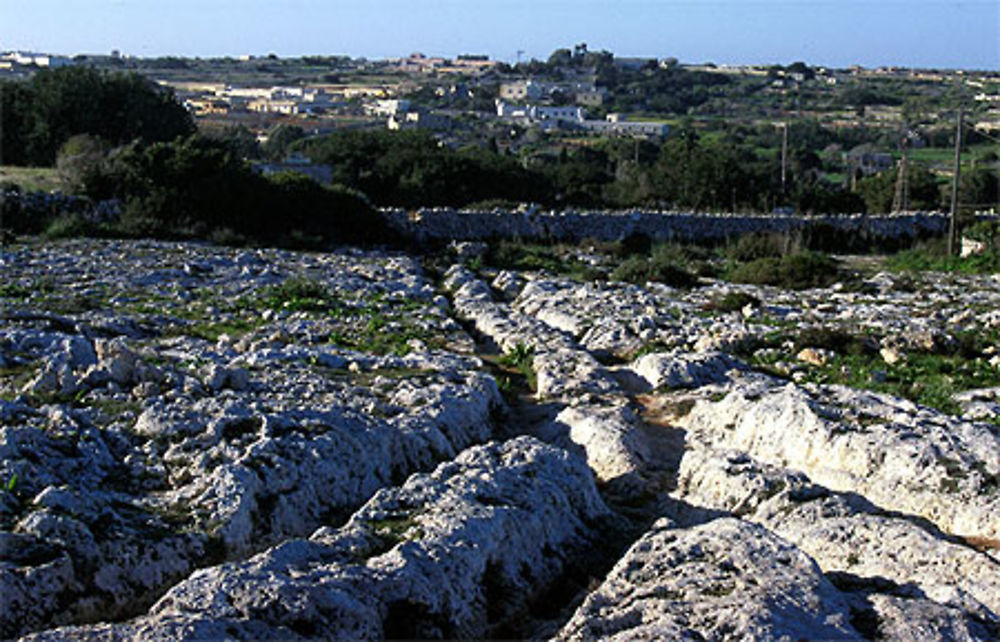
[2,0,997,69]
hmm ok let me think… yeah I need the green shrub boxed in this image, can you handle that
[262,278,339,312]
[611,246,699,288]
[43,213,96,239]
[616,232,652,257]
[725,232,790,262]
[208,227,251,247]
[725,252,839,290]
[886,236,1000,274]
[964,220,1000,249]
[706,291,760,312]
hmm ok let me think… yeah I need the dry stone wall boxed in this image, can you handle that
[382,207,964,243]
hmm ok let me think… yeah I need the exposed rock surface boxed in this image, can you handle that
[3,238,999,640]
[555,517,862,641]
[678,381,1000,544]
[25,437,611,641]
[1,241,498,637]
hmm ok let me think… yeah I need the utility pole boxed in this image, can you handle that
[780,121,788,195]
[891,136,909,213]
[948,109,963,257]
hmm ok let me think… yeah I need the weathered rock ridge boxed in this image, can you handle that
[2,238,998,640]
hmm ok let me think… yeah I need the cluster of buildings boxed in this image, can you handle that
[392,53,500,75]
[0,51,74,77]
[499,79,607,107]
[178,83,401,117]
[495,100,668,138]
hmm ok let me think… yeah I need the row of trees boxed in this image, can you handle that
[294,130,548,207]
[292,127,994,215]
[8,133,382,247]
[1,67,194,166]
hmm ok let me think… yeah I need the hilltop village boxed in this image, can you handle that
[4,46,998,215]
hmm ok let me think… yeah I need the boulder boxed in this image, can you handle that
[631,350,743,390]
[555,517,861,641]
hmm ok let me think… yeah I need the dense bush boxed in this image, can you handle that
[705,291,761,312]
[3,135,391,249]
[295,130,549,207]
[610,245,699,288]
[725,232,790,262]
[793,326,876,356]
[0,66,193,166]
[725,251,840,289]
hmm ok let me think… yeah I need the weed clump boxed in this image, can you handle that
[725,232,789,262]
[492,343,537,399]
[262,278,340,313]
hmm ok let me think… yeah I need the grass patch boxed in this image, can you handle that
[742,325,1000,416]
[0,166,61,192]
[89,397,143,424]
[483,241,605,281]
[363,513,423,557]
[183,318,261,341]
[327,318,448,357]
[0,283,33,299]
[886,235,1000,275]
[261,277,343,313]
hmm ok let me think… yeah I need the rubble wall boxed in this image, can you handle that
[381,208,968,243]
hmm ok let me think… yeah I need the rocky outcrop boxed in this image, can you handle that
[26,437,611,641]
[4,237,1000,640]
[671,447,1000,635]
[0,243,501,637]
[555,517,862,640]
[677,381,1000,544]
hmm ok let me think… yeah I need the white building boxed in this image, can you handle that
[495,100,584,123]
[387,111,451,131]
[1,51,73,68]
[367,99,411,117]
[499,80,545,102]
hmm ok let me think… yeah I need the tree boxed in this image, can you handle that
[294,129,549,207]
[205,124,260,160]
[960,168,999,211]
[858,163,942,213]
[263,124,306,161]
[0,66,194,166]
[547,48,572,68]
[56,134,108,194]
[0,82,35,165]
[785,61,815,80]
